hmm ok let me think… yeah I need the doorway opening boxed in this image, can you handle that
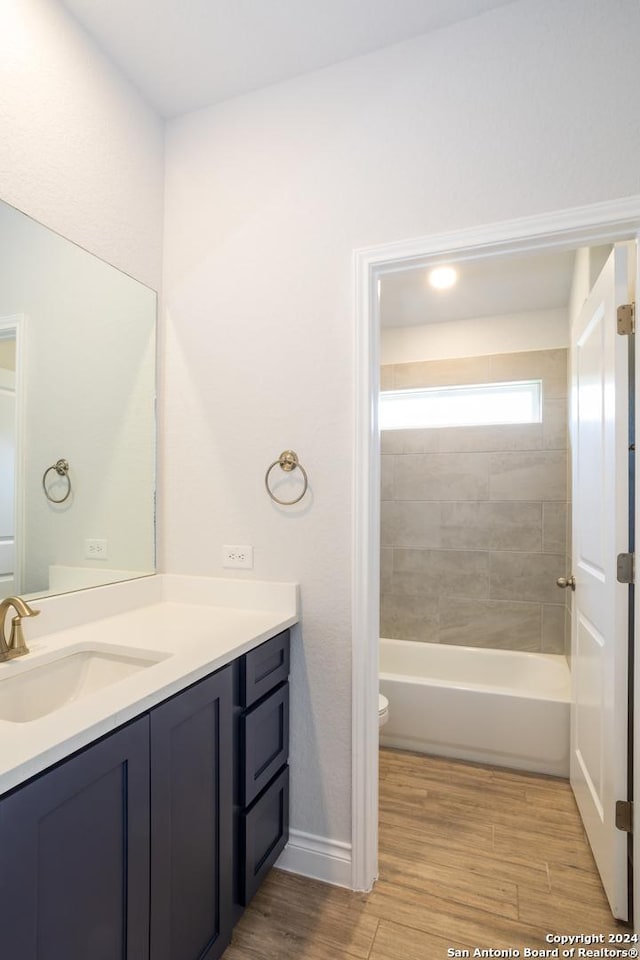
[352,197,640,929]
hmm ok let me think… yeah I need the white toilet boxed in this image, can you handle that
[378,693,389,728]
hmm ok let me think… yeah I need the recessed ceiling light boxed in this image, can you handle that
[428,266,457,290]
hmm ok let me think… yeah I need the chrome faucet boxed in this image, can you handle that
[0,597,40,661]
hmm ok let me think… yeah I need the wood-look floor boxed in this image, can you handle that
[223,749,629,959]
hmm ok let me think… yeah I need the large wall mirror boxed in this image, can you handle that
[0,199,156,601]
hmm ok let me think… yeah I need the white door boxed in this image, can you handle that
[570,244,632,921]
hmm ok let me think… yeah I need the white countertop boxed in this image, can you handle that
[0,574,299,795]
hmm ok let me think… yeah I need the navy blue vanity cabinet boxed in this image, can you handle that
[0,716,151,960]
[0,632,291,959]
[236,629,291,908]
[150,664,234,960]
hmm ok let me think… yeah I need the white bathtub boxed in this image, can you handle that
[379,637,571,777]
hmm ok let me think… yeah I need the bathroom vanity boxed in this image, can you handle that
[0,575,297,960]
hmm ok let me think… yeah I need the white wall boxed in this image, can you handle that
[163,0,640,851]
[380,308,569,365]
[0,0,164,290]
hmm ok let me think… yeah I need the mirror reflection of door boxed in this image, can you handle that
[0,321,18,600]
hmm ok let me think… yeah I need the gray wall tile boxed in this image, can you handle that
[438,598,542,651]
[381,455,394,500]
[542,604,566,654]
[489,450,567,501]
[484,501,543,552]
[388,571,440,599]
[440,502,492,550]
[392,548,433,573]
[434,422,543,453]
[433,549,490,599]
[392,548,490,599]
[543,502,567,554]
[381,501,442,548]
[394,452,490,501]
[380,594,439,642]
[380,365,394,390]
[543,398,569,450]
[380,429,441,455]
[381,548,393,593]
[440,501,542,552]
[490,552,565,604]
[393,355,491,390]
[489,349,568,399]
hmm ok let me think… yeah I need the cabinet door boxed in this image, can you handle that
[240,765,289,906]
[0,716,150,960]
[150,666,233,960]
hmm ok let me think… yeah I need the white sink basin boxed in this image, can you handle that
[0,645,170,723]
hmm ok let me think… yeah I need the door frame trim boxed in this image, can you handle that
[351,195,640,898]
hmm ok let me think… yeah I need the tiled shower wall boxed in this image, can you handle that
[380,349,570,654]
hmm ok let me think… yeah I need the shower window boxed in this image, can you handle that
[379,379,542,431]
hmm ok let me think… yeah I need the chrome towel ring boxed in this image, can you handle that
[265,450,308,506]
[42,459,72,504]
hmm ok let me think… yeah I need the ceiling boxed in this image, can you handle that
[380,249,577,328]
[59,0,517,118]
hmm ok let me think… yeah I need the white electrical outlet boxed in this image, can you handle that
[222,545,253,569]
[85,539,108,560]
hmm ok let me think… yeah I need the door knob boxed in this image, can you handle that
[556,576,576,591]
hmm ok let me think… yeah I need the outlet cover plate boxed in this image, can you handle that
[222,545,253,569]
[85,539,108,560]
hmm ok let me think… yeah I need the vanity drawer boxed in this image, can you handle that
[240,766,289,906]
[241,630,290,708]
[241,683,289,806]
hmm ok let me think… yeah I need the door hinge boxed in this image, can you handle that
[616,800,633,833]
[617,552,635,584]
[617,303,635,335]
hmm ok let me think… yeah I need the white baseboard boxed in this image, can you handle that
[276,829,353,888]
